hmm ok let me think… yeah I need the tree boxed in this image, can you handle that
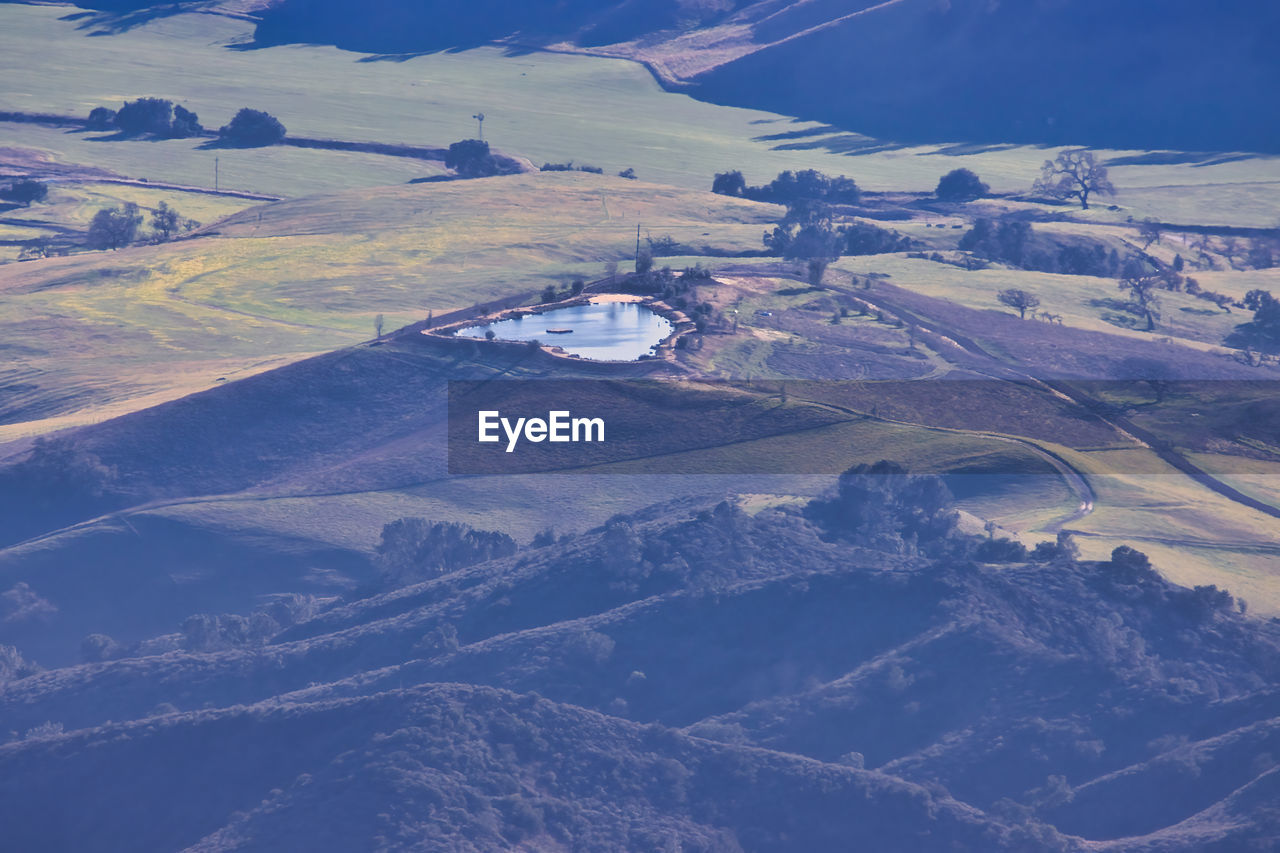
[1118,267,1162,330]
[635,246,654,274]
[18,239,52,261]
[804,460,958,555]
[935,168,989,201]
[0,179,48,205]
[1247,237,1276,269]
[541,284,558,303]
[87,203,142,250]
[169,104,203,138]
[618,167,637,180]
[115,98,174,136]
[997,288,1041,319]
[807,258,829,288]
[1032,149,1115,210]
[962,218,1032,267]
[842,221,913,255]
[1220,236,1244,269]
[374,314,384,338]
[571,279,585,295]
[1137,218,1162,249]
[1240,289,1280,342]
[711,170,745,196]
[86,106,117,130]
[149,202,181,242]
[218,108,286,147]
[376,518,517,586]
[444,138,498,177]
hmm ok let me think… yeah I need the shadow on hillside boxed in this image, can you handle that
[63,3,193,36]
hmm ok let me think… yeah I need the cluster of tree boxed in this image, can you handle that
[377,518,518,586]
[960,217,1127,277]
[218,108,287,147]
[445,139,506,177]
[842,220,915,255]
[934,168,989,202]
[180,611,282,652]
[16,239,68,261]
[712,168,861,205]
[646,234,695,257]
[764,199,913,262]
[1228,289,1280,350]
[1113,256,1242,331]
[87,201,197,250]
[0,180,48,206]
[1181,231,1280,272]
[804,460,959,557]
[540,162,604,174]
[88,98,204,139]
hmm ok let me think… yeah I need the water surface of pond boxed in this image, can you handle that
[456,302,674,361]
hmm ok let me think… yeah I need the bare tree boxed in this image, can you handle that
[1119,271,1161,330]
[1032,149,1116,210]
[1220,236,1244,269]
[1138,219,1162,249]
[374,314,384,339]
[997,288,1041,319]
[807,258,829,289]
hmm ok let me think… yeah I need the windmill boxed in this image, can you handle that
[472,112,485,140]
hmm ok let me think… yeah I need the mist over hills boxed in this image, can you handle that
[241,0,1280,152]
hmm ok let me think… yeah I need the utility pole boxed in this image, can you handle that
[472,112,485,140]
[214,156,219,191]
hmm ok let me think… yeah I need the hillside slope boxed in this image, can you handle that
[2,490,1278,849]
[245,0,1280,152]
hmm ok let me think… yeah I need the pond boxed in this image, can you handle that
[455,301,675,361]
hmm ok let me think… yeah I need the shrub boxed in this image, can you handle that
[169,104,203,138]
[218,108,286,147]
[87,203,143,249]
[711,170,746,196]
[446,138,502,176]
[86,106,117,130]
[377,518,517,586]
[841,221,914,255]
[0,179,48,205]
[115,97,174,136]
[935,168,989,201]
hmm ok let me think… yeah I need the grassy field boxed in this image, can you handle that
[0,179,260,262]
[0,173,779,438]
[828,254,1250,352]
[1,4,1277,222]
[1,2,1277,620]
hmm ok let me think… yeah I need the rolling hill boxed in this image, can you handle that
[242,0,1280,153]
[2,484,1278,850]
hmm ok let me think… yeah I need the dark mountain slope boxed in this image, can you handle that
[0,683,1031,853]
[3,493,1277,848]
[241,0,1280,152]
[695,0,1280,153]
